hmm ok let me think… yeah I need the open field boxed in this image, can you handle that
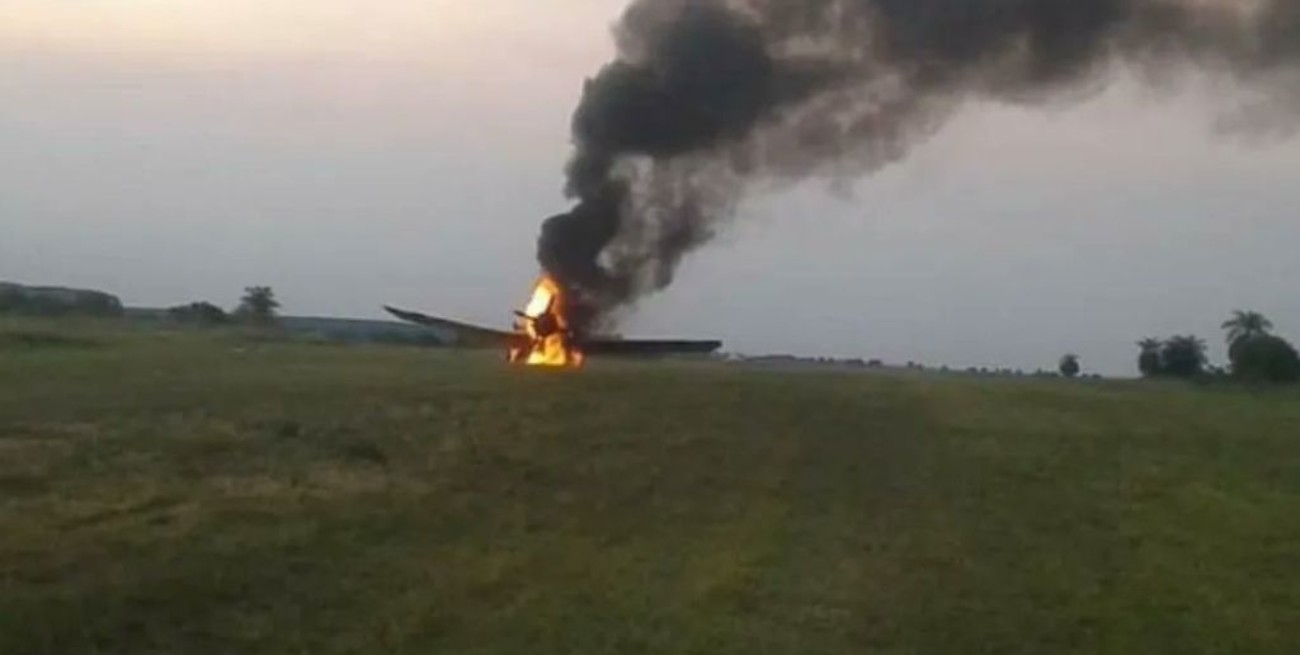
[2,318,1298,654]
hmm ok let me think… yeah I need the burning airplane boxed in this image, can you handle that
[384,275,721,367]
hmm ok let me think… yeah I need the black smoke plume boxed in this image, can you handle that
[537,0,1300,331]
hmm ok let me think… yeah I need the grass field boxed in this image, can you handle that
[2,318,1298,654]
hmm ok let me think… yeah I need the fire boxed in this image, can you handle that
[508,275,584,367]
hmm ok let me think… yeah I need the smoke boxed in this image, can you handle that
[537,0,1300,331]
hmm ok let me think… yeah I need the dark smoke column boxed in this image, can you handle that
[538,0,1300,333]
[538,1,802,332]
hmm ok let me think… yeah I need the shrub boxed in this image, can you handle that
[167,302,229,326]
[1230,335,1300,384]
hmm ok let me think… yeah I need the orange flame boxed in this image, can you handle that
[509,275,584,367]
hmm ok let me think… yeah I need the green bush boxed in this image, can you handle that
[167,302,229,326]
[1230,335,1300,384]
[1159,335,1207,379]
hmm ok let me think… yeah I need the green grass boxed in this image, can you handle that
[2,318,1298,654]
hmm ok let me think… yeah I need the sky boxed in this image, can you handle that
[3,0,1299,376]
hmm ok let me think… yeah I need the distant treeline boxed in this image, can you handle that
[1136,311,1300,384]
[162,286,279,327]
[0,282,124,317]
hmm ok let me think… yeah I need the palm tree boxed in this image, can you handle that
[1222,310,1273,345]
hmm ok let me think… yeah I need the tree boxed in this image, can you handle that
[167,301,228,326]
[1059,354,1081,378]
[1222,310,1273,346]
[1137,338,1163,377]
[1221,310,1300,383]
[236,286,280,325]
[1160,335,1207,379]
[1230,334,1300,383]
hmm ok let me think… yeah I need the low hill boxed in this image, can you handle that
[126,307,450,346]
[0,281,123,317]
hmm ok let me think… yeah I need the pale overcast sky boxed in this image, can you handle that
[3,1,1298,375]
